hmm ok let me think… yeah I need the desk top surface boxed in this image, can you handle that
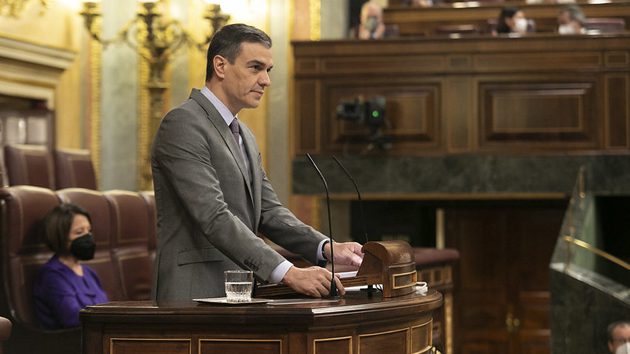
[81,290,442,326]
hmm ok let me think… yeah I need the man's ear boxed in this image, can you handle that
[213,55,227,79]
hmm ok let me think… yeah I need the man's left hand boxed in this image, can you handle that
[324,241,364,268]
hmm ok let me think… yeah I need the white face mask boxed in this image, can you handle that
[616,343,630,354]
[558,24,576,35]
[364,16,379,34]
[514,18,528,33]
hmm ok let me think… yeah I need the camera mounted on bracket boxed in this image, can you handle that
[336,95,391,151]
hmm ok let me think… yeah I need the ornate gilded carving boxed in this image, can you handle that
[0,0,47,17]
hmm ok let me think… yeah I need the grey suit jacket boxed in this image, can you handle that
[151,89,327,301]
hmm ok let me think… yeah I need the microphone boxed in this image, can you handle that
[305,153,338,298]
[332,155,376,296]
[331,155,369,244]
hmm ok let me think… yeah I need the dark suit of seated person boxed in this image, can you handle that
[32,203,108,329]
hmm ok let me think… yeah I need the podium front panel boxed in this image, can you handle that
[81,291,442,354]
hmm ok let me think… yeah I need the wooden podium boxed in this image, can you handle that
[256,240,418,298]
[81,241,442,354]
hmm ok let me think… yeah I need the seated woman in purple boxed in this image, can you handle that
[33,203,108,329]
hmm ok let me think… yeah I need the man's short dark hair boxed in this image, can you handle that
[205,23,272,82]
[43,203,92,255]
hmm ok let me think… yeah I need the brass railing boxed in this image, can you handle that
[562,235,630,271]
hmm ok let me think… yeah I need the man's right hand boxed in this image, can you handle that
[282,266,345,297]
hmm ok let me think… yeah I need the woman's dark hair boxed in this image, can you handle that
[205,23,272,82]
[497,7,520,34]
[43,203,91,255]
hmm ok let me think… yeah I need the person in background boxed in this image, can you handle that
[358,1,386,39]
[496,7,529,35]
[557,4,586,35]
[33,203,108,329]
[410,0,434,7]
[609,320,630,354]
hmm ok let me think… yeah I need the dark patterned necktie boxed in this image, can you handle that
[229,118,240,145]
[229,118,250,180]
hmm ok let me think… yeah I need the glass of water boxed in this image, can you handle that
[224,270,253,302]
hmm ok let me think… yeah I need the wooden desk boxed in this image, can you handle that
[384,2,630,35]
[81,291,442,354]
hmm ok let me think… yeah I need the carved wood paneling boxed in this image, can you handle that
[605,75,630,148]
[295,81,319,153]
[411,320,433,354]
[473,53,601,72]
[358,328,408,354]
[323,83,441,154]
[313,336,352,354]
[110,338,190,354]
[479,80,600,150]
[199,339,282,354]
[292,35,630,155]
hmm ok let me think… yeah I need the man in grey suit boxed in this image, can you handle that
[151,23,364,301]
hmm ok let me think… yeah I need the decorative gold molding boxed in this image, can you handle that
[392,270,417,290]
[0,0,47,18]
[308,0,321,41]
[89,36,101,184]
[138,37,151,191]
[444,292,453,354]
[436,208,445,249]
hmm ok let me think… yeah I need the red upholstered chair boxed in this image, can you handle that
[56,188,124,301]
[0,186,81,354]
[54,148,97,190]
[105,190,153,300]
[0,316,12,354]
[0,186,58,327]
[3,144,55,189]
[139,190,157,262]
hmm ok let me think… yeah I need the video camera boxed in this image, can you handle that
[336,96,391,150]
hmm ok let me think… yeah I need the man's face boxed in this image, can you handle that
[218,42,273,115]
[610,324,630,353]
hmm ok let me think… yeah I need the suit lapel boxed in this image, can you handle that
[240,127,262,222]
[190,89,255,208]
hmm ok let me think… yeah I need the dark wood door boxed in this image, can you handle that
[445,201,566,354]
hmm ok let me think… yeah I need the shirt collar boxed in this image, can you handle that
[200,86,237,127]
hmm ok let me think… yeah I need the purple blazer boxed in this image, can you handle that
[33,256,108,329]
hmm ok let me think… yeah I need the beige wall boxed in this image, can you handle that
[0,1,85,150]
[0,0,349,192]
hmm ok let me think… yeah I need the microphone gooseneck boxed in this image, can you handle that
[332,155,369,245]
[332,155,376,296]
[305,153,338,298]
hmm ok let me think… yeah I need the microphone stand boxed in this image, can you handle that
[306,153,338,298]
[332,155,377,296]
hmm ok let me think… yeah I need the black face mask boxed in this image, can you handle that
[70,233,96,261]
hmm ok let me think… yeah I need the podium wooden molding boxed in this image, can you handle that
[257,240,418,298]
[81,291,442,354]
